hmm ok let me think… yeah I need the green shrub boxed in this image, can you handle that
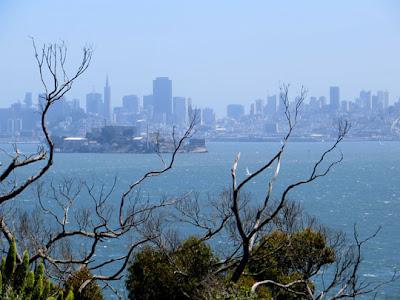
[126,237,216,300]
[65,267,103,300]
[0,239,69,300]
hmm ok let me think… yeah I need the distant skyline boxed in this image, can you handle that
[1,0,400,115]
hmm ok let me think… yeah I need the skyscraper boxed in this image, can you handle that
[266,95,277,115]
[86,92,103,116]
[153,77,172,123]
[359,90,371,111]
[377,90,389,110]
[255,99,264,115]
[103,76,111,122]
[329,86,340,111]
[122,95,139,114]
[173,97,186,125]
[202,108,215,126]
[383,90,389,109]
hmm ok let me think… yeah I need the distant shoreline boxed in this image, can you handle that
[0,137,399,146]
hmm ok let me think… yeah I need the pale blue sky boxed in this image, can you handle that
[0,0,399,115]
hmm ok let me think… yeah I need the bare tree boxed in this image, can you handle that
[0,39,92,204]
[7,118,197,297]
[0,39,200,297]
[169,85,395,299]
[1,40,393,298]
[228,85,349,282]
[0,40,92,262]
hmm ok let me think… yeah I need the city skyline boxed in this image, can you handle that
[1,1,400,115]
[0,75,395,119]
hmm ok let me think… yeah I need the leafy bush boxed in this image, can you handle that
[126,237,216,300]
[65,267,103,300]
[0,239,64,299]
[248,228,335,299]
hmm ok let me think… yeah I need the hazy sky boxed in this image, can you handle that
[0,0,399,115]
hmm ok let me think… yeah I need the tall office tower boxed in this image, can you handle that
[227,104,244,120]
[340,100,348,112]
[383,90,389,108]
[71,98,81,111]
[122,95,139,114]
[309,96,320,111]
[193,108,202,124]
[250,103,255,116]
[153,77,172,123]
[371,95,381,112]
[359,90,371,111]
[266,95,277,115]
[103,76,112,122]
[86,92,103,115]
[255,99,264,115]
[329,86,340,111]
[187,98,193,121]
[202,108,215,126]
[376,90,389,110]
[319,96,327,107]
[24,92,32,107]
[173,97,186,125]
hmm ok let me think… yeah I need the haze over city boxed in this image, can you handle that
[2,1,400,299]
[1,0,400,115]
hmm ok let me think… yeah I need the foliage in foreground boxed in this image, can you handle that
[65,267,103,300]
[0,239,102,300]
[125,229,336,300]
[126,237,217,300]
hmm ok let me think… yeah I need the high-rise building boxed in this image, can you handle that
[103,76,112,122]
[187,98,193,121]
[86,92,103,116]
[329,86,340,111]
[266,95,277,115]
[309,96,320,111]
[250,103,255,116]
[376,90,389,110]
[71,99,81,111]
[359,90,371,111]
[122,95,139,114]
[153,77,172,123]
[227,104,244,120]
[319,96,327,108]
[340,100,348,112]
[193,108,202,124]
[173,97,186,125]
[383,90,389,108]
[202,108,215,126]
[371,95,382,112]
[255,99,264,115]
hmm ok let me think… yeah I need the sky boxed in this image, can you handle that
[0,0,399,116]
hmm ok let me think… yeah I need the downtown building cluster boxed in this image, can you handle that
[1,79,400,142]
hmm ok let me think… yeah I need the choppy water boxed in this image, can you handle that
[2,141,400,298]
